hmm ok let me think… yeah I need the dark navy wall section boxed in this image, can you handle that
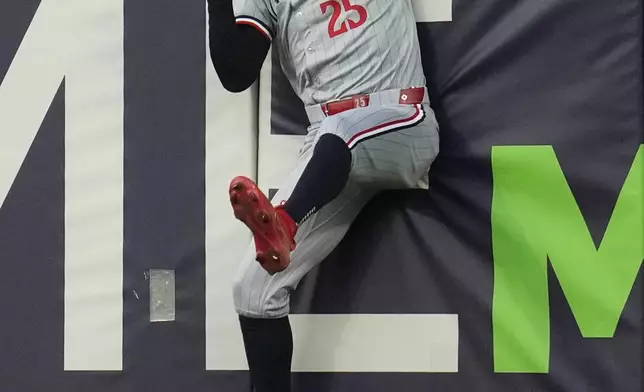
[122,0,207,390]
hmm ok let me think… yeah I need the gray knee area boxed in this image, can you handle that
[232,265,291,319]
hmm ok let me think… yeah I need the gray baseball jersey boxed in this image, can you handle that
[229,0,441,318]
[233,0,426,105]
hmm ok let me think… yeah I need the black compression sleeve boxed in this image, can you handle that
[207,0,270,92]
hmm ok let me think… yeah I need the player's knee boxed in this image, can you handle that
[347,155,417,188]
[231,271,290,319]
[232,278,265,317]
[317,128,367,185]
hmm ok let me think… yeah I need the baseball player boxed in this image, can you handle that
[208,0,440,390]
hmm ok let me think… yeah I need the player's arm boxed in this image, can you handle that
[207,0,271,92]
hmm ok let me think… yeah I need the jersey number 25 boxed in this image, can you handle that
[320,0,368,38]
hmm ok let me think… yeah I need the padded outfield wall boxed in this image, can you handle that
[0,0,642,391]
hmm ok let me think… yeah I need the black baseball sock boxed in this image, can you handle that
[239,315,293,392]
[283,133,352,224]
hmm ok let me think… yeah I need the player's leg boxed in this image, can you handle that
[281,132,352,224]
[229,102,436,273]
[231,132,374,392]
[230,103,437,392]
[229,100,438,276]
[233,178,372,318]
[231,102,438,300]
[229,132,354,274]
[229,138,313,392]
[327,103,440,189]
[234,185,372,392]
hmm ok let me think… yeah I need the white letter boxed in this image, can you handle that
[0,0,124,371]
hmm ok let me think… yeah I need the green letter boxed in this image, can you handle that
[492,145,643,373]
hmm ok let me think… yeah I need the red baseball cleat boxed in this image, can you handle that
[229,176,297,274]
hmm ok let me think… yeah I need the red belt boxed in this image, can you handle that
[321,87,426,117]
